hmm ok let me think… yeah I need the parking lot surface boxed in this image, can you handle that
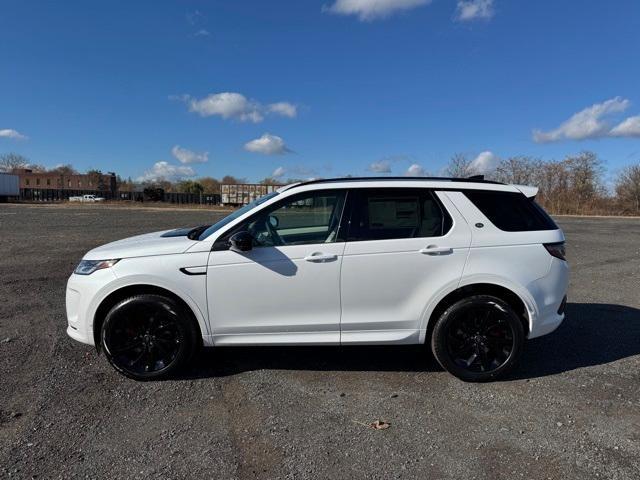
[1,204,639,479]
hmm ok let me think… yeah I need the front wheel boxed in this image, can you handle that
[101,294,197,381]
[431,295,525,382]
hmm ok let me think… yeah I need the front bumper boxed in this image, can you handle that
[66,269,117,346]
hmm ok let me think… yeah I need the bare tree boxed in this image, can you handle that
[221,175,247,184]
[0,152,30,173]
[615,164,640,214]
[50,164,78,175]
[445,154,472,178]
[257,177,284,185]
[494,156,541,185]
[562,151,605,214]
[198,176,221,194]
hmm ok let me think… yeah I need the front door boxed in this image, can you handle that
[206,189,347,345]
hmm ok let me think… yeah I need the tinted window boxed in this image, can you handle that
[463,190,557,232]
[348,189,451,241]
[230,190,347,247]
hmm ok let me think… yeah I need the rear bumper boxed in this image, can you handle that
[527,258,569,339]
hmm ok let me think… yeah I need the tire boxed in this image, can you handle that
[101,294,198,381]
[431,295,525,382]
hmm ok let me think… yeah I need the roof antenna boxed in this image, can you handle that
[467,175,485,181]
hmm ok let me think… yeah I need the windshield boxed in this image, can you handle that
[198,191,280,240]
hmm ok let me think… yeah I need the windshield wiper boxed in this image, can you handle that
[187,225,211,240]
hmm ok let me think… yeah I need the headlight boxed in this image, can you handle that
[74,259,120,275]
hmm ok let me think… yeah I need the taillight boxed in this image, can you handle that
[544,242,566,261]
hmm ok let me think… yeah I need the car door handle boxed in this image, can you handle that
[304,252,338,262]
[419,245,453,255]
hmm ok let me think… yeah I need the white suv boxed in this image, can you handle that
[66,177,569,382]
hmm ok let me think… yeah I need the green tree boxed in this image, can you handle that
[176,180,204,194]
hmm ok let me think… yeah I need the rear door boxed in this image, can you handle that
[339,188,471,344]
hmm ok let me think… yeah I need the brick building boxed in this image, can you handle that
[17,168,116,193]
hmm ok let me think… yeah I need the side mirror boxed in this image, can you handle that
[268,215,279,228]
[229,231,253,252]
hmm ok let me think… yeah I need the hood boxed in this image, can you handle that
[83,227,200,260]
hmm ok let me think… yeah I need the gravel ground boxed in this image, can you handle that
[0,203,639,480]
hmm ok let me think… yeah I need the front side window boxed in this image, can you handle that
[348,188,451,241]
[232,190,347,247]
[199,191,280,240]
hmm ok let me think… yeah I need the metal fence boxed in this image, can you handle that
[18,183,281,205]
[20,188,118,201]
[19,188,222,205]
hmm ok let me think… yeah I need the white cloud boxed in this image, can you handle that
[176,92,297,123]
[194,29,210,37]
[455,0,495,22]
[244,133,291,155]
[406,163,427,176]
[610,116,640,138]
[469,150,499,174]
[533,97,631,143]
[186,10,203,25]
[272,166,286,178]
[368,160,392,173]
[0,129,28,140]
[138,161,196,182]
[171,145,209,164]
[324,0,432,21]
[267,102,297,118]
[186,92,263,122]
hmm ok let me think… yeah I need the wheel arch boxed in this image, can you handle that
[92,284,204,351]
[421,282,533,345]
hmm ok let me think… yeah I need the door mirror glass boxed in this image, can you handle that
[229,231,253,252]
[268,214,279,228]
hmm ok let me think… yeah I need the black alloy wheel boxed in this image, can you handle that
[431,295,524,382]
[101,294,197,380]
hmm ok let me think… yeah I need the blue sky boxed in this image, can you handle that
[1,0,639,183]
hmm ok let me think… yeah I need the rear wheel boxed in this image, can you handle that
[101,294,197,381]
[431,295,524,382]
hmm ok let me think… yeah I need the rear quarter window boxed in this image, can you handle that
[463,190,557,232]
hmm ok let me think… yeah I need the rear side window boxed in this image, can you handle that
[348,188,452,241]
[463,190,557,232]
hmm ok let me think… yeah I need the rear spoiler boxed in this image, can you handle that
[514,185,539,198]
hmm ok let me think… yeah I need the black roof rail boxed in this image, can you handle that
[286,175,504,189]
